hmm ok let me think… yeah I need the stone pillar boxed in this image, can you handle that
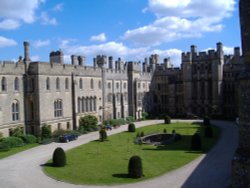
[23,41,30,62]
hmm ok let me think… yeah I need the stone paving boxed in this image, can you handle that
[0,120,238,188]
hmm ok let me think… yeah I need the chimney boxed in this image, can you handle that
[23,41,30,62]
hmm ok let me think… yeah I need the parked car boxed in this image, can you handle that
[59,134,78,143]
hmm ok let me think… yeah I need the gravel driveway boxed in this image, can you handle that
[0,120,238,188]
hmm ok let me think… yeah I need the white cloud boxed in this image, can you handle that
[90,33,107,42]
[0,36,17,48]
[0,0,43,29]
[31,55,40,61]
[53,3,64,12]
[33,39,50,48]
[223,46,234,55]
[41,12,57,25]
[124,0,236,46]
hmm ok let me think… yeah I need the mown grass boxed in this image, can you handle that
[0,143,39,159]
[44,122,220,185]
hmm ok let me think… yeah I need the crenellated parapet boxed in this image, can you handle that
[0,61,25,74]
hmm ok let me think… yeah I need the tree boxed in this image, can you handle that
[10,126,24,137]
[79,115,98,132]
[52,147,66,167]
[128,155,143,178]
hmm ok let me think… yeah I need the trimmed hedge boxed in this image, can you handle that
[1,137,24,148]
[164,115,171,124]
[53,147,66,167]
[20,134,37,144]
[191,133,202,151]
[128,155,143,178]
[128,123,136,132]
[0,142,10,151]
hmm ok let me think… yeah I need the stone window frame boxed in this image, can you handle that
[1,77,7,92]
[14,77,19,91]
[12,100,19,121]
[54,99,63,117]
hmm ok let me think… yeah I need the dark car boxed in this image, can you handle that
[59,134,78,143]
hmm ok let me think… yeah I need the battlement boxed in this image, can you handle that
[0,61,25,74]
[127,61,142,72]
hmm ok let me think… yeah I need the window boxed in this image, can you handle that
[79,78,83,89]
[93,97,97,111]
[108,82,111,89]
[123,82,126,89]
[67,122,71,130]
[98,81,101,89]
[90,79,94,89]
[65,78,69,90]
[46,77,50,90]
[138,83,141,89]
[14,77,19,91]
[90,97,93,111]
[12,100,19,121]
[82,97,85,112]
[143,83,146,89]
[78,97,82,113]
[116,82,119,89]
[1,77,7,91]
[56,77,60,90]
[54,99,63,117]
[85,97,89,112]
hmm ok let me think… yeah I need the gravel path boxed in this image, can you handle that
[0,120,238,188]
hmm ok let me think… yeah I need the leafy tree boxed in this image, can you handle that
[10,126,24,137]
[142,112,149,120]
[79,115,98,132]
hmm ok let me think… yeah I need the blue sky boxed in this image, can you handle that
[0,0,240,66]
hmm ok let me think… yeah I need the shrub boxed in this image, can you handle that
[79,115,98,132]
[163,129,167,133]
[10,126,24,137]
[0,132,3,139]
[20,134,37,144]
[53,147,66,167]
[191,133,202,151]
[136,132,140,138]
[164,115,171,124]
[126,116,135,123]
[204,126,213,138]
[142,112,149,120]
[128,155,143,178]
[172,129,176,134]
[52,129,69,138]
[203,117,210,126]
[1,137,24,148]
[0,142,10,151]
[128,123,136,132]
[41,124,52,140]
[99,129,107,141]
[140,132,144,137]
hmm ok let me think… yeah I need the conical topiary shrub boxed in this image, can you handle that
[191,133,202,151]
[128,155,143,178]
[204,126,213,138]
[128,123,136,132]
[52,147,66,167]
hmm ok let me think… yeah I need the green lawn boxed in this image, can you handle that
[44,122,220,185]
[0,143,39,159]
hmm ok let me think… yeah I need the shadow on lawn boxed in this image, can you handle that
[112,174,130,179]
[40,162,54,167]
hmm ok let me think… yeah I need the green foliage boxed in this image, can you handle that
[141,112,149,120]
[204,126,213,138]
[1,137,24,148]
[41,124,52,140]
[53,147,66,167]
[140,131,144,137]
[20,134,37,144]
[163,128,167,133]
[99,129,107,141]
[164,115,171,124]
[104,118,127,126]
[128,155,143,178]
[52,129,70,138]
[203,117,210,126]
[0,142,10,151]
[0,132,3,139]
[79,115,98,132]
[10,126,24,137]
[191,133,202,151]
[136,132,140,138]
[172,129,176,134]
[126,116,135,123]
[128,123,136,132]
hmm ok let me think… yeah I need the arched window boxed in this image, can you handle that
[46,77,50,90]
[79,78,83,89]
[93,97,97,111]
[90,79,94,89]
[1,77,7,91]
[54,99,63,117]
[78,97,81,113]
[65,78,69,90]
[56,77,60,90]
[12,100,19,121]
[14,77,19,91]
[82,97,85,112]
[85,97,89,112]
[90,97,93,112]
[98,81,101,89]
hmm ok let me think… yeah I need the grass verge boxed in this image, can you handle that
[44,122,220,185]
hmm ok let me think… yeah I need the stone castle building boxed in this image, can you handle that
[0,40,243,137]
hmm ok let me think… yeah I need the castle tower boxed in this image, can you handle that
[232,0,250,187]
